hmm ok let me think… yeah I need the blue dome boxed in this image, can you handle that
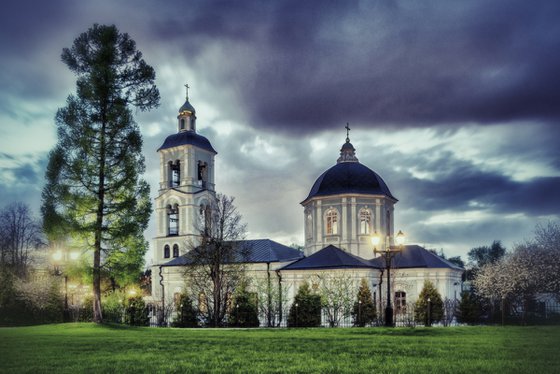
[158,131,217,154]
[303,162,396,202]
[179,99,196,114]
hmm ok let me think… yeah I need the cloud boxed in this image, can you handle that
[132,0,560,135]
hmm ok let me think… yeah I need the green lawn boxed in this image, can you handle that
[0,324,559,373]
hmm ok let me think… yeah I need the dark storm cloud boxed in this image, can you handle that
[144,0,560,134]
[385,149,560,216]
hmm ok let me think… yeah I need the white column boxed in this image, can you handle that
[342,197,348,242]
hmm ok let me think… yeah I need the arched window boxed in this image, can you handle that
[198,161,208,188]
[170,161,180,188]
[163,245,170,259]
[198,292,207,313]
[326,209,338,235]
[395,291,406,315]
[359,209,371,235]
[172,244,179,258]
[168,204,179,236]
[180,118,185,130]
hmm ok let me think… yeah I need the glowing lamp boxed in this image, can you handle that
[370,232,381,247]
[52,250,63,262]
[395,230,405,246]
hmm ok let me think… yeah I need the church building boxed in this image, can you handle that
[150,91,463,324]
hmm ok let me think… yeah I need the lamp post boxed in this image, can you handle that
[52,249,79,316]
[371,230,405,327]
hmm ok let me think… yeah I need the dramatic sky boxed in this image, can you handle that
[1,0,559,263]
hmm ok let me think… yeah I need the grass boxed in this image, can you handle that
[0,324,559,373]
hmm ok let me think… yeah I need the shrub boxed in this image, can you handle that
[287,282,321,327]
[351,279,376,327]
[172,294,199,328]
[102,291,125,324]
[228,287,259,328]
[414,280,444,326]
[0,268,26,326]
[457,291,484,324]
[124,296,149,326]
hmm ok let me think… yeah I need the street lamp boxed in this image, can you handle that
[51,248,79,316]
[371,230,405,327]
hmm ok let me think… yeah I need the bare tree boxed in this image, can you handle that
[183,194,248,327]
[254,275,291,327]
[0,202,44,277]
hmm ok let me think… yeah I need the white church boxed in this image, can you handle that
[150,91,463,323]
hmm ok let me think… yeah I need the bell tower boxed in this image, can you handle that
[152,87,217,266]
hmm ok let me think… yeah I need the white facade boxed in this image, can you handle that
[150,92,463,318]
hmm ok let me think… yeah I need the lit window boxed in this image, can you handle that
[326,209,338,235]
[359,209,371,235]
[164,245,170,259]
[172,244,179,258]
[395,291,406,315]
[198,292,207,313]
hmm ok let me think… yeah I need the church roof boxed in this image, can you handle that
[179,98,196,114]
[369,245,464,270]
[302,162,397,203]
[161,239,303,267]
[158,131,217,154]
[281,245,376,270]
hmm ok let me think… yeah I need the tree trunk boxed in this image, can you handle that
[93,120,107,324]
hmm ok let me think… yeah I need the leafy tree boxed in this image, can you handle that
[184,194,248,327]
[41,24,159,323]
[0,202,44,277]
[172,293,198,328]
[447,256,465,268]
[468,241,506,269]
[414,280,444,326]
[287,282,321,327]
[351,278,376,327]
[124,295,149,326]
[228,282,259,327]
[457,291,484,325]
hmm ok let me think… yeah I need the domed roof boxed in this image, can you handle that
[179,99,196,114]
[303,162,397,203]
[158,131,217,154]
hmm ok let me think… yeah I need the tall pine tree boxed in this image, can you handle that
[41,24,159,323]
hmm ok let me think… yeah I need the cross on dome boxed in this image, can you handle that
[337,123,358,163]
[184,83,190,100]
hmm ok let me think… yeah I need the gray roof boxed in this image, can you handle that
[161,239,303,267]
[281,245,376,270]
[370,245,464,270]
[158,131,217,154]
[302,162,397,203]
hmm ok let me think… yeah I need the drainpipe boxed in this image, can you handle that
[159,265,165,326]
[267,262,272,327]
[275,269,283,327]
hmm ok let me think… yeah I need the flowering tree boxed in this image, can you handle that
[314,273,356,327]
[474,221,560,312]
